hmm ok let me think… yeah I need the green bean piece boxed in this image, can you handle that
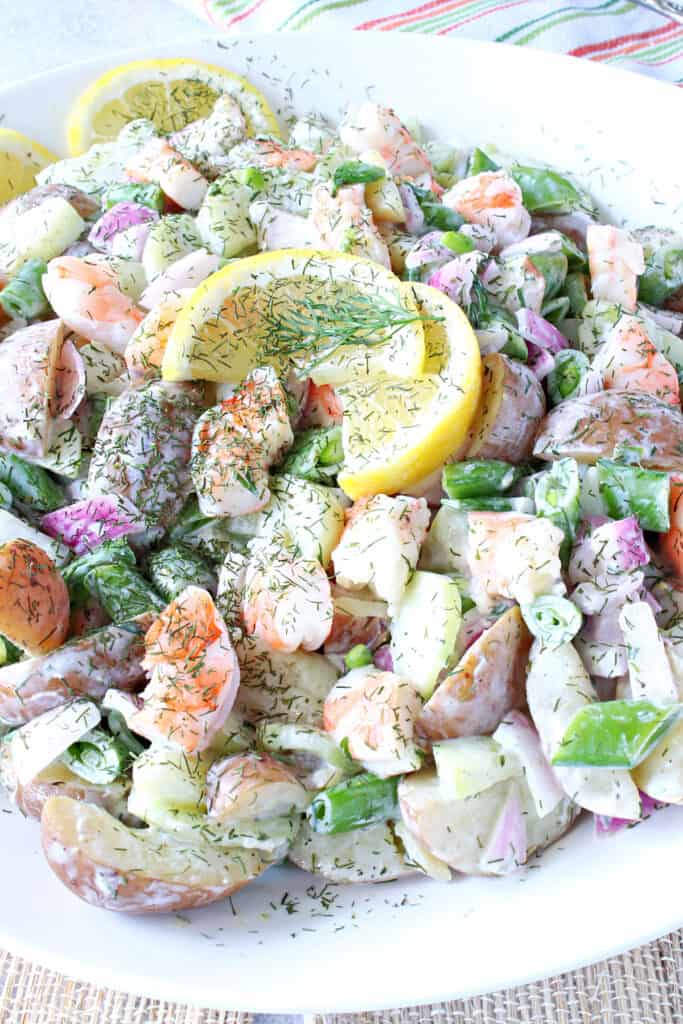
[444,496,534,513]
[564,272,589,316]
[638,243,683,307]
[521,595,582,650]
[597,459,670,533]
[510,165,584,214]
[533,458,581,563]
[332,161,386,196]
[0,452,65,512]
[442,460,522,500]
[345,644,373,670]
[546,350,590,406]
[0,259,50,319]
[106,709,147,758]
[62,727,131,784]
[237,167,267,191]
[0,634,22,667]
[102,182,164,212]
[63,539,164,620]
[147,544,217,602]
[552,700,682,769]
[501,333,529,361]
[308,773,399,835]
[467,148,500,175]
[406,184,464,231]
[556,234,588,272]
[0,483,11,510]
[529,252,568,300]
[280,426,343,485]
[540,296,571,325]
[442,231,475,255]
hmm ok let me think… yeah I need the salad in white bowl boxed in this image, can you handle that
[1,55,683,916]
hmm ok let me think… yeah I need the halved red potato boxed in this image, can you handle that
[0,539,69,656]
[465,353,545,463]
[416,606,531,742]
[0,614,152,726]
[41,796,272,913]
[288,820,414,883]
[534,389,683,471]
[0,746,129,821]
[398,769,575,876]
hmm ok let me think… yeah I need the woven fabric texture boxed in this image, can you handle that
[2,930,682,1022]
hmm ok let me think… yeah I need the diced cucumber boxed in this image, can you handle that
[127,741,207,827]
[98,256,147,302]
[0,198,84,278]
[142,215,202,281]
[418,504,469,576]
[433,735,520,800]
[196,173,256,258]
[390,570,461,699]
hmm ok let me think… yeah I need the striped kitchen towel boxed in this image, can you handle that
[173,0,683,83]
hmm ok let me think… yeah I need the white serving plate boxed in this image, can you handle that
[0,32,682,1014]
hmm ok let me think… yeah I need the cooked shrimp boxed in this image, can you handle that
[300,381,344,428]
[332,495,430,612]
[310,181,391,269]
[339,102,432,180]
[323,666,424,778]
[171,95,247,179]
[443,171,531,251]
[206,752,309,823]
[191,367,294,517]
[467,511,565,610]
[587,225,645,312]
[125,294,187,387]
[248,139,318,173]
[593,314,680,406]
[42,256,143,355]
[242,540,333,654]
[125,138,208,211]
[130,586,240,754]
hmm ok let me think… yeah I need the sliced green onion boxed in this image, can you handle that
[540,296,571,325]
[280,426,343,484]
[443,460,522,500]
[529,252,568,300]
[597,459,670,533]
[467,148,500,176]
[62,727,131,784]
[147,544,217,602]
[406,184,463,231]
[546,350,590,405]
[522,596,582,650]
[0,483,11,510]
[0,452,65,512]
[510,165,584,214]
[444,496,534,514]
[0,634,22,667]
[0,259,50,319]
[106,709,146,758]
[308,772,399,834]
[564,272,589,316]
[532,458,581,563]
[552,700,682,769]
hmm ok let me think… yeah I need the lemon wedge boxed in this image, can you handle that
[337,283,482,499]
[0,129,57,204]
[66,58,281,155]
[162,249,426,386]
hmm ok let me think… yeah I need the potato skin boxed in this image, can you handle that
[533,389,683,471]
[41,796,271,913]
[0,539,69,655]
[1,750,130,821]
[466,353,545,463]
[416,606,531,742]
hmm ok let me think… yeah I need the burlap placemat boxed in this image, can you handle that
[2,930,682,1023]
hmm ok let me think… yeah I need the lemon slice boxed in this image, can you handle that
[162,249,426,387]
[0,129,57,204]
[337,283,482,499]
[67,58,281,155]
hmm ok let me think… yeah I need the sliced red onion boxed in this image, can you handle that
[54,339,86,419]
[493,711,564,817]
[499,231,565,261]
[475,327,509,355]
[404,231,452,273]
[595,791,662,835]
[569,516,649,584]
[639,304,683,337]
[427,252,484,308]
[479,783,528,875]
[373,645,394,672]
[525,340,555,381]
[571,572,644,615]
[111,221,154,262]
[398,184,425,235]
[88,202,158,253]
[642,588,663,616]
[42,494,146,555]
[516,308,568,354]
[480,259,499,286]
